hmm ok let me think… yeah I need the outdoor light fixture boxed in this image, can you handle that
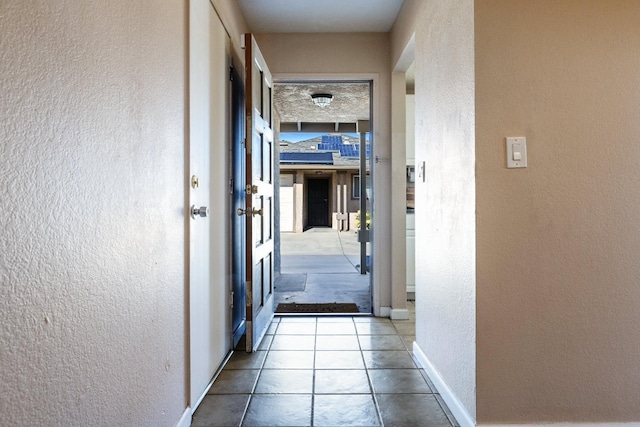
[311,93,333,108]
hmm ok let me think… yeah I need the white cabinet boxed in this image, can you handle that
[406,212,415,298]
[406,94,416,299]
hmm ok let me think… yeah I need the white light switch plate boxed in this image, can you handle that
[506,137,527,168]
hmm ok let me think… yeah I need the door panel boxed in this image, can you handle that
[308,178,330,227]
[189,0,230,409]
[231,66,246,348]
[244,34,275,352]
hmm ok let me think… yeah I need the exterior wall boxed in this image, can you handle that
[409,0,478,422]
[295,171,305,232]
[475,0,640,423]
[0,1,187,425]
[255,32,393,313]
[281,169,361,232]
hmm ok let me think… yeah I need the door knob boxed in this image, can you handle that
[237,208,247,216]
[252,208,263,217]
[191,205,209,219]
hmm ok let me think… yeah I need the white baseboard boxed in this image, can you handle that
[379,306,391,317]
[412,346,640,427]
[390,308,410,320]
[175,407,191,427]
[413,342,476,427]
[479,424,640,427]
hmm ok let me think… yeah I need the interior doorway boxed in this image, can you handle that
[272,81,372,314]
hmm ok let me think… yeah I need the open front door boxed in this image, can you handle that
[189,0,231,408]
[243,34,275,352]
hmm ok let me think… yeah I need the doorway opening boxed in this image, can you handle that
[272,81,372,314]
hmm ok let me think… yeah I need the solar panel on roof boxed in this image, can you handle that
[339,144,371,158]
[322,135,342,144]
[280,152,334,164]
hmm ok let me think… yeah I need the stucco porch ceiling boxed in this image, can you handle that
[239,0,405,133]
[274,82,370,133]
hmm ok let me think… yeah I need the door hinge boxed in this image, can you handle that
[245,184,258,195]
[229,178,234,195]
[229,66,234,81]
[230,291,234,308]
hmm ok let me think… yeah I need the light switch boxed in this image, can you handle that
[512,145,522,161]
[506,137,527,168]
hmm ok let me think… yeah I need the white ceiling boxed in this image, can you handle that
[237,0,405,33]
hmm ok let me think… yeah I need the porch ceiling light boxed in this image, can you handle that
[311,93,333,108]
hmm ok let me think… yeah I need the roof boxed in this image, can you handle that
[279,135,370,167]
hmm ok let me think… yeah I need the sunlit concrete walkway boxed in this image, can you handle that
[276,228,371,313]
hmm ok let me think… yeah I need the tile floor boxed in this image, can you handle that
[192,302,459,427]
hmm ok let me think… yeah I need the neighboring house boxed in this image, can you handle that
[279,134,370,232]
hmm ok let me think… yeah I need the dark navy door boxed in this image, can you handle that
[307,178,330,227]
[231,65,246,348]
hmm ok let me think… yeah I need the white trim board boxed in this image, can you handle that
[379,306,391,318]
[413,342,476,427]
[175,407,191,427]
[390,308,409,320]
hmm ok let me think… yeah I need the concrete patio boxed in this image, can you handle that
[275,228,372,313]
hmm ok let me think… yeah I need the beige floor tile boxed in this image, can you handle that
[314,394,380,426]
[316,322,357,335]
[262,350,315,369]
[254,369,313,394]
[314,350,366,369]
[369,369,432,394]
[314,369,371,394]
[376,394,450,426]
[315,334,360,350]
[358,335,406,351]
[242,394,312,426]
[362,350,417,369]
[192,394,250,427]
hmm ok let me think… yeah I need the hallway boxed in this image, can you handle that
[192,303,459,426]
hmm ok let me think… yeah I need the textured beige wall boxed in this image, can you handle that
[413,0,477,420]
[211,0,250,70]
[255,32,393,312]
[475,0,640,422]
[390,0,425,68]
[0,1,187,425]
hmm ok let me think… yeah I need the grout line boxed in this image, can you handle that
[356,317,385,426]
[310,317,317,426]
[237,318,279,427]
[434,393,459,427]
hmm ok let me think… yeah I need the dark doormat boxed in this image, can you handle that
[276,303,360,314]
